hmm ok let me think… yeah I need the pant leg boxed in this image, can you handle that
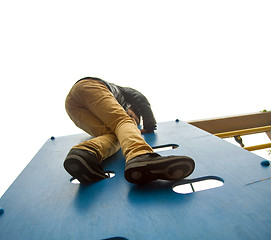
[72,134,120,163]
[68,79,153,162]
[66,92,111,137]
[66,87,120,162]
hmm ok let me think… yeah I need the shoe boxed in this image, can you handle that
[64,149,109,183]
[124,153,195,184]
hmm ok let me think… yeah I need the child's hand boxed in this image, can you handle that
[141,129,154,134]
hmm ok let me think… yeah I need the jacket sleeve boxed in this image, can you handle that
[120,87,157,131]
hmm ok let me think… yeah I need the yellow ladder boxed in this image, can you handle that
[189,111,271,151]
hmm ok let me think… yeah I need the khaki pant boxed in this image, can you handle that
[65,79,154,162]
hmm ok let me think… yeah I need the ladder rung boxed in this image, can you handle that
[244,143,271,151]
[215,126,271,138]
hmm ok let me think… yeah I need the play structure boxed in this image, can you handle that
[0,115,271,239]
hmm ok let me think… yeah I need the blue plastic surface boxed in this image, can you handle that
[1,121,271,239]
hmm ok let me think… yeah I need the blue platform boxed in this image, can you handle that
[1,121,271,239]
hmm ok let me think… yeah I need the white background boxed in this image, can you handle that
[0,0,270,197]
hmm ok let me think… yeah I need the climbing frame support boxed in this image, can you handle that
[1,120,271,239]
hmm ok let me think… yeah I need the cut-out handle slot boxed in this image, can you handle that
[173,176,224,194]
[101,237,128,240]
[152,144,179,152]
[70,171,115,184]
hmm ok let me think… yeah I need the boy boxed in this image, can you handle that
[64,77,195,184]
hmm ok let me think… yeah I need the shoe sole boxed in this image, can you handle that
[124,156,195,184]
[64,155,108,183]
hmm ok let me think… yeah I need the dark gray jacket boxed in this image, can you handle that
[77,77,157,131]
